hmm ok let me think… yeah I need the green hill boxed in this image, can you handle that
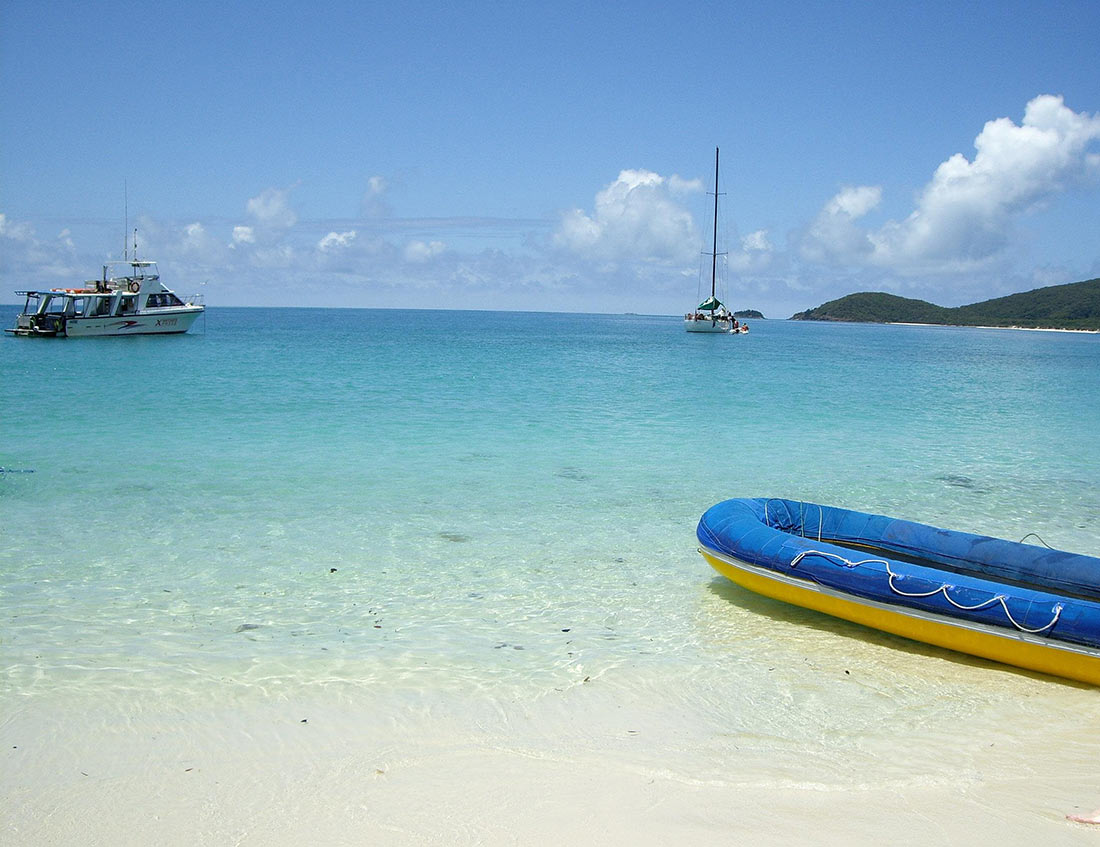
[790,278,1100,330]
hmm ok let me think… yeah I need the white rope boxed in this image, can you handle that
[789,549,1063,635]
[764,499,823,541]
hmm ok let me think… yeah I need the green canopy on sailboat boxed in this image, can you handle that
[697,296,723,312]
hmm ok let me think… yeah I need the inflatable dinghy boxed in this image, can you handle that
[697,498,1100,685]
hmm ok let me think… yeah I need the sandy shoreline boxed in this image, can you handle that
[5,675,1100,846]
[887,321,1099,333]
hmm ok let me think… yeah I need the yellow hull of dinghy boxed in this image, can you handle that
[701,549,1100,687]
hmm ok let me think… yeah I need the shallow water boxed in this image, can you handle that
[3,308,1100,840]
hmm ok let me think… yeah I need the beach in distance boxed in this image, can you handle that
[3,308,1100,845]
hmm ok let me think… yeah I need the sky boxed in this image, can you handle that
[2,0,1099,317]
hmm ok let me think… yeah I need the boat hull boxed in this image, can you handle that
[64,308,202,337]
[685,318,730,332]
[702,548,1100,686]
[697,497,1100,685]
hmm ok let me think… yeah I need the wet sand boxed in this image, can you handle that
[5,675,1100,846]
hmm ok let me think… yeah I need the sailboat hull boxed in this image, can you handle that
[685,317,731,332]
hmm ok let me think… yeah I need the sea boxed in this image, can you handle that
[3,307,1100,838]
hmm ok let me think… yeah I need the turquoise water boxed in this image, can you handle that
[2,308,1100,715]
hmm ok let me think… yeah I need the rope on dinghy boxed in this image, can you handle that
[1019,532,1055,549]
[763,499,823,541]
[788,549,1064,635]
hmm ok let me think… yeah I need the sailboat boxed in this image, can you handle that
[685,147,747,334]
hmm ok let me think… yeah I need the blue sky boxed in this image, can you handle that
[2,0,1098,316]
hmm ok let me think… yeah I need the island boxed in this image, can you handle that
[789,278,1100,331]
[733,309,765,319]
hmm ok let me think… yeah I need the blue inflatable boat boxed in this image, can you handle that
[697,498,1100,685]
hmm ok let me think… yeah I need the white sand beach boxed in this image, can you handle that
[888,322,1099,333]
[5,659,1100,846]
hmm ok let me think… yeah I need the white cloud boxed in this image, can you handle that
[246,187,297,229]
[730,229,775,272]
[319,230,358,252]
[0,212,34,241]
[742,229,772,252]
[166,221,233,271]
[362,175,391,218]
[668,175,704,194]
[181,221,217,253]
[800,95,1100,273]
[0,213,82,280]
[553,168,702,265]
[871,95,1100,269]
[404,239,445,262]
[250,244,295,268]
[828,185,883,219]
[232,225,255,245]
[799,185,882,264]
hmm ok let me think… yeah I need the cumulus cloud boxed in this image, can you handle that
[800,95,1100,273]
[223,186,298,259]
[160,220,233,271]
[799,185,882,264]
[362,175,391,218]
[246,186,297,229]
[554,168,702,265]
[180,221,220,255]
[319,230,357,252]
[404,239,445,262]
[730,229,776,272]
[0,212,34,241]
[0,212,80,278]
[872,95,1100,268]
[668,175,704,194]
[742,230,772,251]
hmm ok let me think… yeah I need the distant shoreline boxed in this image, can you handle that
[789,278,1100,331]
[888,321,1099,333]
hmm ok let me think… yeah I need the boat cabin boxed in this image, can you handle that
[15,286,187,322]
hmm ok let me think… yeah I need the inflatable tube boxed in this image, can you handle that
[697,498,1100,685]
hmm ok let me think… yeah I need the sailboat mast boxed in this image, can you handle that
[710,147,719,298]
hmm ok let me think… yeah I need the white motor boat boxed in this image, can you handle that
[7,258,204,338]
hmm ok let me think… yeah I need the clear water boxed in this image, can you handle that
[2,308,1100,765]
